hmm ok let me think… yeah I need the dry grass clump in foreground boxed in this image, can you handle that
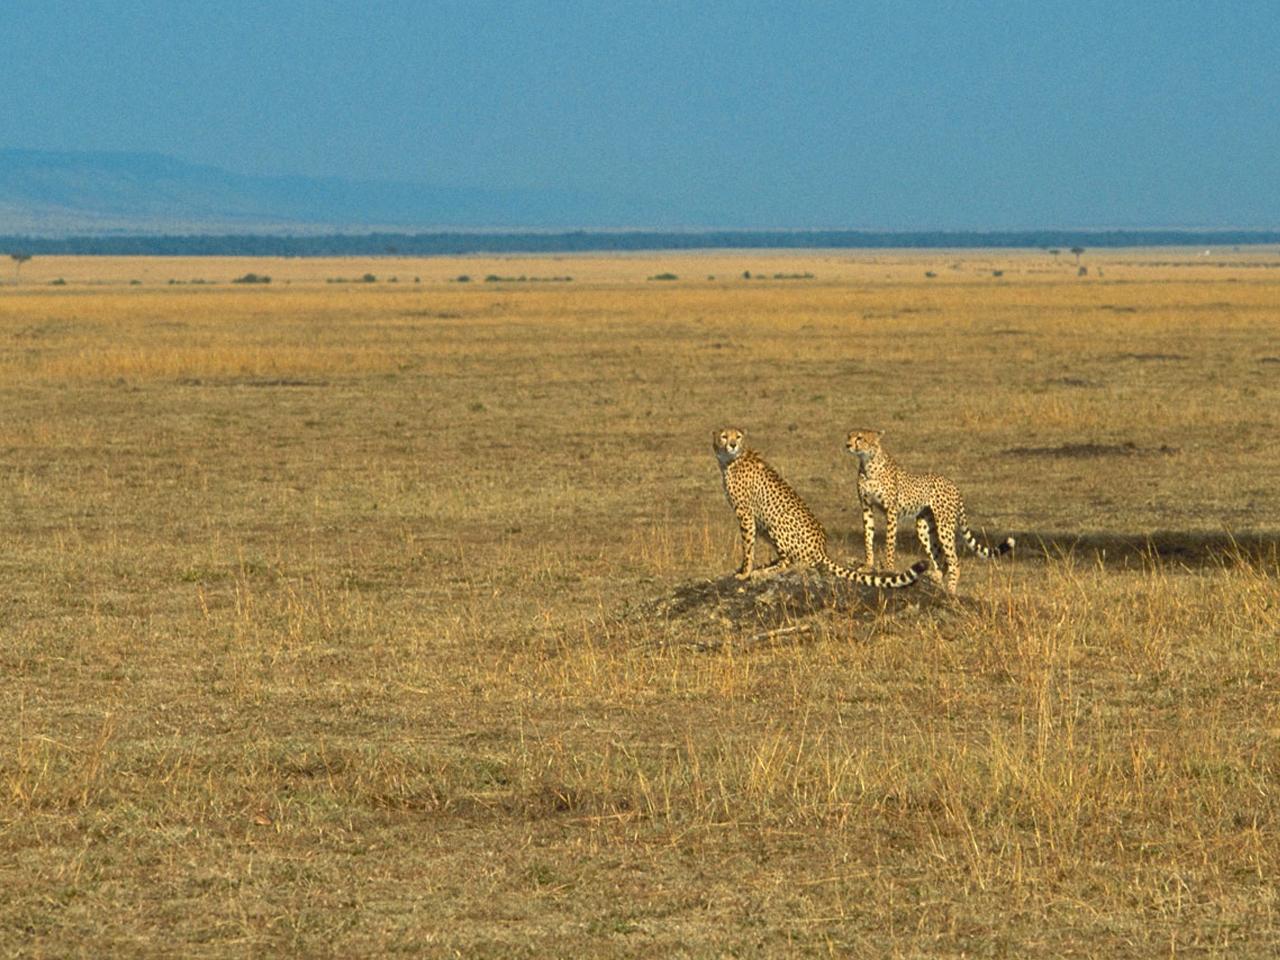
[1,252,1278,956]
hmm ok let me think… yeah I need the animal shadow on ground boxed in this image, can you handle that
[1003,441,1179,458]
[628,568,962,652]
[1021,530,1280,569]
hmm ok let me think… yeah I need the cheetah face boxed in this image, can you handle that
[713,427,746,464]
[845,429,883,464]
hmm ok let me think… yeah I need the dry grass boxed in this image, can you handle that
[2,250,1279,956]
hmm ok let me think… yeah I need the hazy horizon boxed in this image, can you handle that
[3,1,1278,230]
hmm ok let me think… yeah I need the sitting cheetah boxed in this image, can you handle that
[714,427,926,588]
[845,429,1014,594]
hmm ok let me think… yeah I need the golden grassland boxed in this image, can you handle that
[2,250,1279,956]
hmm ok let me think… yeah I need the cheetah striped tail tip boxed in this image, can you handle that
[837,559,929,589]
[963,529,1016,559]
[869,560,929,589]
[873,560,929,589]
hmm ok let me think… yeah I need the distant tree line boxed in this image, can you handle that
[3,230,1279,257]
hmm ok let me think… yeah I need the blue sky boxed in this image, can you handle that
[4,0,1278,229]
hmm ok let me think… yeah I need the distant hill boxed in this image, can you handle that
[3,150,1279,252]
[0,149,660,234]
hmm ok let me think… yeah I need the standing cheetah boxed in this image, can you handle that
[846,429,1014,594]
[714,427,925,588]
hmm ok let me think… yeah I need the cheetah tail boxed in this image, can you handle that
[962,528,1016,559]
[821,558,929,589]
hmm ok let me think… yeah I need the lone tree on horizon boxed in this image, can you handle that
[10,252,32,282]
[1070,246,1085,265]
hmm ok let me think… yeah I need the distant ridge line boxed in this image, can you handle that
[2,230,1279,257]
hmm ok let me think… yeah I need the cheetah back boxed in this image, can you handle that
[878,460,965,531]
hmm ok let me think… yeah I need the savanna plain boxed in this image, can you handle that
[2,249,1279,957]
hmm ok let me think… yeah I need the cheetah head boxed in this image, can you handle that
[845,429,884,465]
[713,427,746,465]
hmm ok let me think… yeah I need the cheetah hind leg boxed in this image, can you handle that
[915,513,946,588]
[749,555,793,578]
[930,509,962,595]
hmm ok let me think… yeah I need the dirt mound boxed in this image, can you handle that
[629,568,954,651]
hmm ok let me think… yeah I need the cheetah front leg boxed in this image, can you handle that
[857,478,877,571]
[882,500,899,569]
[733,509,757,580]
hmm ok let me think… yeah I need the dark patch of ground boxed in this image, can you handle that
[237,378,330,388]
[862,307,940,320]
[177,378,330,388]
[1004,442,1179,458]
[1018,531,1280,569]
[1113,352,1190,361]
